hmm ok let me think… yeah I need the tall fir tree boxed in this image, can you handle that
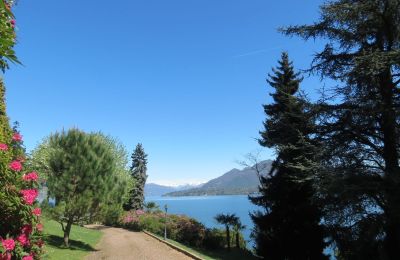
[125,143,148,210]
[283,0,400,258]
[250,52,326,259]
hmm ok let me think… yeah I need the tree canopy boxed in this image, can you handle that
[44,129,118,246]
[281,0,400,258]
[251,52,326,259]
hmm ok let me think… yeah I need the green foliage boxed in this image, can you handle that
[252,52,326,259]
[144,201,160,213]
[203,228,226,250]
[0,0,20,72]
[44,129,116,246]
[124,143,148,210]
[282,0,400,258]
[87,133,131,224]
[30,132,131,234]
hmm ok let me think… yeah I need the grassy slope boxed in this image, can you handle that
[42,219,102,260]
[151,232,259,260]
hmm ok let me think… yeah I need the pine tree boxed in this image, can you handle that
[125,143,148,210]
[282,1,400,258]
[47,129,116,247]
[250,52,326,259]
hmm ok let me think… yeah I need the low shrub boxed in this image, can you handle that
[119,210,239,251]
[175,216,206,247]
[203,228,226,250]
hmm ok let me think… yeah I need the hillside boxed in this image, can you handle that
[145,183,202,196]
[164,160,272,196]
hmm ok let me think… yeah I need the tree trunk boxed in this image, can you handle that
[236,231,240,248]
[226,226,230,250]
[63,217,73,247]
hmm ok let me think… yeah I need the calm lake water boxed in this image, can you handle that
[145,195,259,247]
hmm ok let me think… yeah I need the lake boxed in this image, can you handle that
[145,195,259,247]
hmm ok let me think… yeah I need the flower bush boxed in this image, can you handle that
[120,210,234,250]
[0,129,44,259]
[1,90,44,259]
[0,1,44,257]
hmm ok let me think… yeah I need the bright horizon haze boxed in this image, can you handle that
[4,0,325,185]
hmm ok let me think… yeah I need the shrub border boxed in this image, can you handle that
[143,230,204,260]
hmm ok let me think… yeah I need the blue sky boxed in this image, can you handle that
[4,0,325,185]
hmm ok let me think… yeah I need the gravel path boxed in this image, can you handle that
[85,225,193,260]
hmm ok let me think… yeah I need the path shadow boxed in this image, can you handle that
[84,224,110,231]
[44,234,98,252]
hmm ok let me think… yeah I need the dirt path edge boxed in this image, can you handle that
[142,230,204,260]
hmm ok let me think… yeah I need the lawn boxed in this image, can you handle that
[42,219,103,260]
[150,232,259,260]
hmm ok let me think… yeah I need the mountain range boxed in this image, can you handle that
[144,183,203,196]
[161,160,272,196]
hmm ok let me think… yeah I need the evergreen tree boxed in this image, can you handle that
[251,52,326,259]
[283,1,400,258]
[125,143,148,210]
[47,129,116,247]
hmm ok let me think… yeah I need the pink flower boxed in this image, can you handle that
[0,143,8,151]
[36,223,43,232]
[9,160,22,171]
[1,239,15,251]
[136,209,145,215]
[12,133,22,142]
[17,233,29,246]
[21,225,32,235]
[20,189,38,205]
[32,208,41,216]
[22,256,33,260]
[23,172,39,182]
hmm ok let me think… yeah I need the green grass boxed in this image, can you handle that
[150,232,259,260]
[42,219,103,260]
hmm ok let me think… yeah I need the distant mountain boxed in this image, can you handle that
[164,160,272,197]
[145,183,203,196]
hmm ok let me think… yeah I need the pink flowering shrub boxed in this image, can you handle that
[23,172,39,182]
[135,209,145,216]
[20,190,39,205]
[0,2,44,259]
[121,211,141,230]
[9,160,22,171]
[1,239,15,251]
[32,208,41,217]
[120,211,227,249]
[0,117,44,258]
[12,133,22,142]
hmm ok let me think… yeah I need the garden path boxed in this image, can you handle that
[85,225,193,260]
